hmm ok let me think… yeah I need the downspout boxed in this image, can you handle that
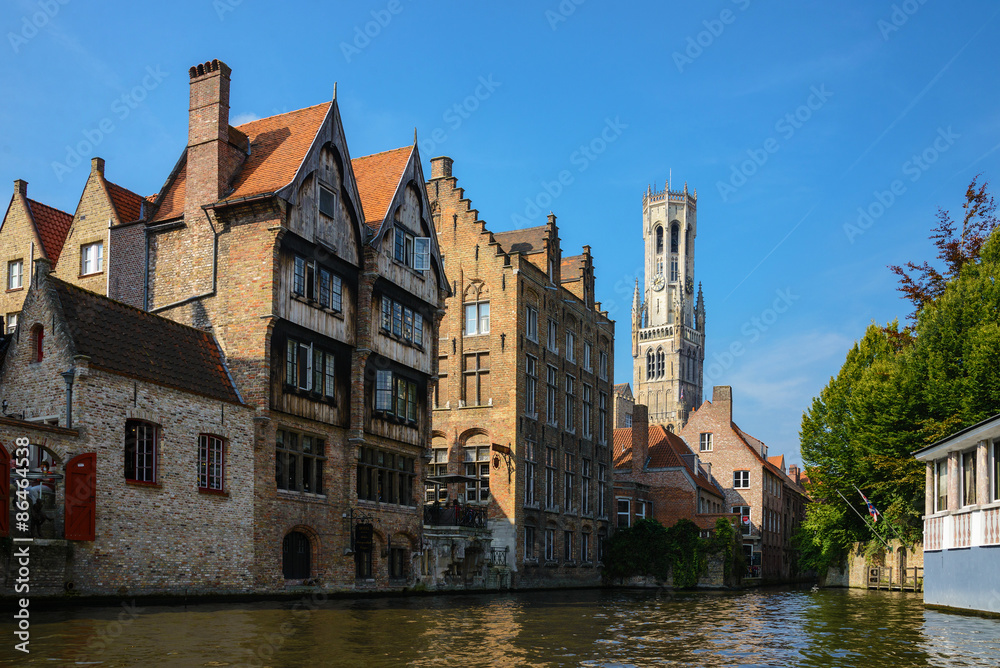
[61,368,75,429]
[149,205,223,314]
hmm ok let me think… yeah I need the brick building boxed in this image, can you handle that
[679,386,808,579]
[426,156,615,587]
[1,180,73,336]
[614,382,634,428]
[612,404,728,532]
[1,58,451,594]
[0,262,255,595]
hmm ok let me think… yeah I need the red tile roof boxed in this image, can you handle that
[614,424,723,499]
[27,199,73,264]
[105,180,144,224]
[351,146,413,230]
[613,428,633,468]
[151,103,331,222]
[767,455,785,473]
[647,426,686,469]
[50,277,241,404]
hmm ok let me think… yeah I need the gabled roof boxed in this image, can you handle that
[560,254,585,282]
[614,383,633,399]
[104,180,144,224]
[351,145,413,231]
[27,199,73,264]
[49,277,242,404]
[494,226,548,255]
[613,428,633,468]
[151,103,332,222]
[767,455,785,473]
[614,424,723,498]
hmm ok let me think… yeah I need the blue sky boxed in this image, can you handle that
[3,0,1000,468]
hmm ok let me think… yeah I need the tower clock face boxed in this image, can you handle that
[653,274,665,291]
[685,277,693,294]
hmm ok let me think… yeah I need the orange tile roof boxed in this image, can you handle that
[767,455,785,472]
[646,426,686,469]
[105,180,144,224]
[151,103,331,222]
[27,199,73,264]
[351,146,413,231]
[613,425,723,498]
[613,428,633,468]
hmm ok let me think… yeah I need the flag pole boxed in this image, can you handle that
[854,484,909,547]
[835,487,892,551]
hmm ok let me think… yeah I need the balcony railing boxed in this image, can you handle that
[423,501,488,529]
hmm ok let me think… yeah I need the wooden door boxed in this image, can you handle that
[64,453,96,541]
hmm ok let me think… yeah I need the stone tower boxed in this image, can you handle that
[631,181,705,430]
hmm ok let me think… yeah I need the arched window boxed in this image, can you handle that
[655,226,663,254]
[30,324,43,363]
[670,223,679,253]
[282,531,311,579]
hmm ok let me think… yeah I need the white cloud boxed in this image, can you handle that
[230,112,261,126]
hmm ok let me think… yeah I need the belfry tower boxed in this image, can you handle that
[631,180,706,430]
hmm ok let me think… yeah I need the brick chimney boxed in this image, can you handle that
[430,156,453,179]
[712,385,733,422]
[14,179,27,196]
[186,59,233,215]
[91,157,105,175]
[789,464,800,484]
[631,403,649,477]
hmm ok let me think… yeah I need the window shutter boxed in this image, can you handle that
[413,237,431,271]
[64,453,97,541]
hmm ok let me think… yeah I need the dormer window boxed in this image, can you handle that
[319,184,337,218]
[393,227,431,272]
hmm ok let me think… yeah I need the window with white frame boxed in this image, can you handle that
[524,440,537,505]
[374,370,419,422]
[525,355,537,416]
[293,256,343,312]
[393,226,431,271]
[546,365,558,426]
[636,500,647,521]
[734,505,751,536]
[5,312,17,335]
[465,445,491,502]
[198,434,225,492]
[617,498,631,528]
[544,528,555,561]
[318,184,337,218]
[80,241,103,275]
[464,301,490,335]
[700,433,713,452]
[564,452,575,510]
[565,330,575,362]
[583,341,592,371]
[380,296,424,347]
[734,470,750,488]
[425,448,449,502]
[286,338,336,398]
[564,374,576,430]
[526,305,538,342]
[7,259,23,290]
[962,450,977,506]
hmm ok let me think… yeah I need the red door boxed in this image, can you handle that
[0,443,9,537]
[64,453,96,541]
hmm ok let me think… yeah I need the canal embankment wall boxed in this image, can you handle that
[820,539,924,589]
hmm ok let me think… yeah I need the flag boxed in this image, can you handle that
[858,488,881,523]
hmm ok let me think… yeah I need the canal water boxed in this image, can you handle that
[4,587,999,666]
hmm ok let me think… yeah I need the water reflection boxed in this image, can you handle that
[4,588,999,667]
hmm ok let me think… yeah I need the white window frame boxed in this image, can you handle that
[464,301,490,335]
[80,241,103,276]
[699,433,713,452]
[5,312,18,335]
[734,470,750,489]
[961,449,977,507]
[617,498,631,528]
[7,259,23,290]
[526,306,538,342]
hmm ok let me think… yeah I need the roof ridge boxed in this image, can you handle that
[27,198,72,217]
[352,145,412,161]
[234,101,331,128]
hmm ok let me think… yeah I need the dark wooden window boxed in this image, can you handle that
[282,531,311,579]
[124,420,157,483]
[319,184,337,218]
[275,429,325,494]
[286,338,335,398]
[357,446,415,506]
[293,255,342,311]
[389,547,407,580]
[374,370,419,422]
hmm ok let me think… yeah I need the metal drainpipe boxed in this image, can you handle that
[61,368,75,429]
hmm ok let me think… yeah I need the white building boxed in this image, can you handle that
[914,413,1000,614]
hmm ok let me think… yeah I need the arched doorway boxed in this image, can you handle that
[282,531,311,579]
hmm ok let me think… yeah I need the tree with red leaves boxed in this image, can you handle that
[889,176,999,321]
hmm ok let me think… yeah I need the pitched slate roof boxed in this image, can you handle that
[49,278,241,404]
[27,199,73,264]
[151,103,332,222]
[494,226,548,255]
[105,180,144,224]
[352,146,412,231]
